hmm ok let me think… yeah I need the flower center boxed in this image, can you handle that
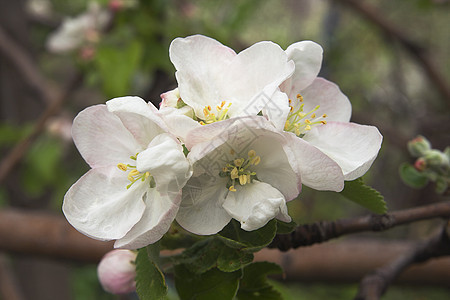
[219,149,261,192]
[117,153,155,189]
[199,101,232,125]
[284,94,327,137]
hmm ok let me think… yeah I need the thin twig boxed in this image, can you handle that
[334,0,450,101]
[354,222,450,300]
[269,201,450,251]
[0,25,83,185]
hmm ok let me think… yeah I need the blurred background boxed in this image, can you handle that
[0,0,449,299]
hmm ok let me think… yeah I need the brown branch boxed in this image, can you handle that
[0,208,450,286]
[355,222,450,299]
[0,209,113,263]
[333,0,450,102]
[269,201,450,251]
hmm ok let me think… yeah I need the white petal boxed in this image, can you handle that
[170,35,236,116]
[176,176,231,235]
[303,122,383,180]
[222,181,290,231]
[159,111,201,142]
[299,78,352,122]
[284,41,323,92]
[63,166,147,240]
[106,96,168,148]
[261,89,291,131]
[114,189,181,249]
[72,105,141,168]
[284,132,344,192]
[222,41,295,117]
[136,133,192,195]
[250,135,301,200]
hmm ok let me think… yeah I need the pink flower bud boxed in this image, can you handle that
[414,158,427,171]
[97,249,137,294]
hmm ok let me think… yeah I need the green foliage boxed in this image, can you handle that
[135,247,168,300]
[217,219,277,252]
[275,220,297,234]
[174,265,242,300]
[95,41,143,98]
[236,262,283,300]
[399,163,429,189]
[339,178,387,214]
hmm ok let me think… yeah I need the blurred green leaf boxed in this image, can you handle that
[276,220,297,234]
[95,41,142,98]
[217,246,254,273]
[174,265,241,300]
[135,247,168,300]
[399,163,429,189]
[236,262,283,300]
[340,178,387,214]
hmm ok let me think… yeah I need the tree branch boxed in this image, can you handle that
[355,222,450,299]
[333,0,450,101]
[269,201,450,251]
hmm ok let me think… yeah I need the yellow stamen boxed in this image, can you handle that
[239,174,247,185]
[248,149,256,158]
[229,186,237,192]
[117,163,128,171]
[230,167,239,179]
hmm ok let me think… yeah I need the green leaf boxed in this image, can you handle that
[170,238,221,274]
[217,246,254,272]
[275,220,297,234]
[236,262,283,300]
[217,219,277,252]
[174,265,242,300]
[135,248,167,300]
[340,178,387,214]
[399,163,429,189]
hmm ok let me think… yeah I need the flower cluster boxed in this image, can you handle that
[63,35,382,249]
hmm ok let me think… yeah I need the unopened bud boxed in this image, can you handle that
[424,149,450,168]
[407,135,431,157]
[97,249,137,294]
[414,158,427,171]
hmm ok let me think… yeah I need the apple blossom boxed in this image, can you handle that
[269,41,383,187]
[177,116,301,234]
[63,96,192,249]
[97,249,137,294]
[168,35,295,123]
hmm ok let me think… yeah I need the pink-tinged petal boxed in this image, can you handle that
[283,41,323,92]
[72,105,140,168]
[170,35,236,116]
[176,176,232,235]
[63,166,147,240]
[300,78,351,122]
[136,133,192,194]
[184,116,278,150]
[222,41,295,117]
[106,97,168,148]
[303,122,383,180]
[223,180,290,231]
[114,190,181,249]
[251,135,301,201]
[159,88,180,108]
[285,132,344,192]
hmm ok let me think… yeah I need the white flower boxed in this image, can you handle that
[278,41,383,186]
[177,116,301,234]
[63,96,192,249]
[169,35,295,123]
[97,249,137,294]
[46,2,110,53]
